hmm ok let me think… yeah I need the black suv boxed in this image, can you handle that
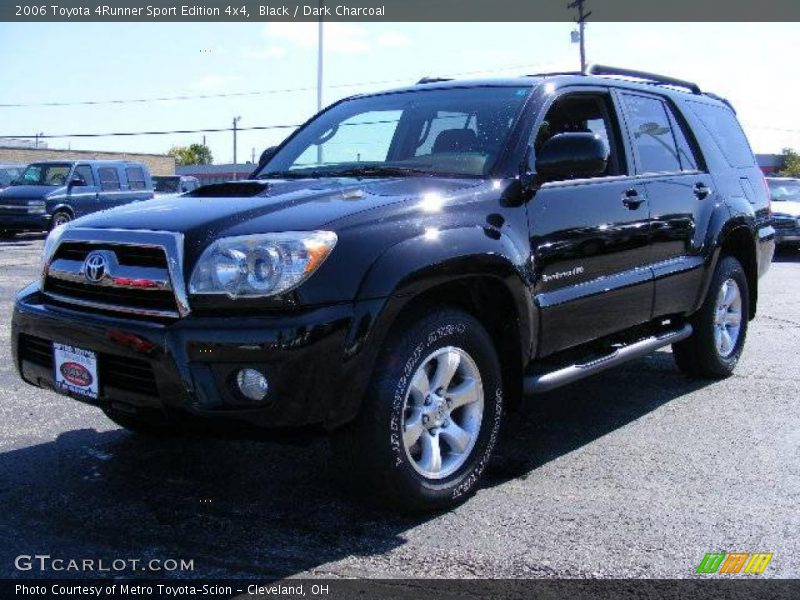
[11,66,774,511]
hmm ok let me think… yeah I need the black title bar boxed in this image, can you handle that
[3,0,800,22]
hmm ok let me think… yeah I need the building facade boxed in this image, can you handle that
[0,147,176,175]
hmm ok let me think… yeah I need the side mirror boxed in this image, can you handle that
[68,176,86,187]
[534,132,609,181]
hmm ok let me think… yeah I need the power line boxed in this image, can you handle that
[0,61,558,109]
[0,123,302,140]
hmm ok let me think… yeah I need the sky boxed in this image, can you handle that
[1,22,798,164]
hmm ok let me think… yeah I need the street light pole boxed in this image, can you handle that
[316,0,324,165]
[568,0,591,73]
[232,116,241,179]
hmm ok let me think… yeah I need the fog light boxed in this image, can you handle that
[236,368,269,401]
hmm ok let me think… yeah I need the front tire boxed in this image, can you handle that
[333,307,503,512]
[673,256,749,378]
[50,210,72,230]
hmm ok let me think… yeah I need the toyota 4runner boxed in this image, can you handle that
[11,65,775,511]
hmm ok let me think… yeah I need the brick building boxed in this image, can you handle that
[0,146,176,175]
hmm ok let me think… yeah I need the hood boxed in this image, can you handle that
[70,176,481,244]
[0,184,61,201]
[772,200,800,218]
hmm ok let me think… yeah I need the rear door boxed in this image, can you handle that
[97,166,125,210]
[124,165,151,202]
[528,89,653,356]
[617,91,713,318]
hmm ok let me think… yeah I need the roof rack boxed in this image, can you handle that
[585,64,702,95]
[416,77,453,85]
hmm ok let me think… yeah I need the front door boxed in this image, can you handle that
[527,91,653,356]
[66,164,99,217]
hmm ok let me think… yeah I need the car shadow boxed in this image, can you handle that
[0,350,710,580]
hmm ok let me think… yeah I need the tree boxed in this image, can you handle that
[776,147,800,177]
[168,143,213,166]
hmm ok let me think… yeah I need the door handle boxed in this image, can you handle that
[694,182,711,199]
[622,189,644,209]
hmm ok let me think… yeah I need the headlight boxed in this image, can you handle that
[27,200,46,214]
[41,224,67,273]
[188,231,337,299]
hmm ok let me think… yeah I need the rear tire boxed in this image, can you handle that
[673,256,749,378]
[332,307,504,512]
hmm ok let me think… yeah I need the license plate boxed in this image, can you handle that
[53,343,99,400]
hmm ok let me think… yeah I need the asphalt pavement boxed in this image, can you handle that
[0,233,797,580]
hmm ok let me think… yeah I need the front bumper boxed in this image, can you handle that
[0,211,50,231]
[772,216,800,244]
[12,284,361,431]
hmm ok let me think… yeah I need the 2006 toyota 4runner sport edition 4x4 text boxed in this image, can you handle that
[11,66,775,511]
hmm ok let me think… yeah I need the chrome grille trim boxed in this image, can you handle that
[43,227,190,318]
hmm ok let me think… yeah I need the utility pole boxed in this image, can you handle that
[568,0,591,73]
[316,0,324,165]
[34,132,43,149]
[232,116,241,179]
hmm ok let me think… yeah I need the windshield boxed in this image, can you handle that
[15,163,72,186]
[768,179,800,202]
[258,86,531,179]
[0,167,21,186]
[152,176,181,193]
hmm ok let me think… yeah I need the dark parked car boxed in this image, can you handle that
[152,175,200,196]
[12,66,774,511]
[0,164,23,189]
[767,177,800,248]
[0,160,153,237]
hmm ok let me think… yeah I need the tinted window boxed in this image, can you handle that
[665,108,700,171]
[687,101,755,168]
[98,167,121,191]
[73,165,95,186]
[534,93,622,178]
[768,179,800,202]
[125,166,146,190]
[621,94,681,174]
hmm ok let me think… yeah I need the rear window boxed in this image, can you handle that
[687,101,755,168]
[125,166,147,190]
[98,167,121,191]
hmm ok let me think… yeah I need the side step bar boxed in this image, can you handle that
[523,324,693,395]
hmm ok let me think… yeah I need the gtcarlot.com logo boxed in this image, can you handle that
[696,551,773,574]
[15,554,194,573]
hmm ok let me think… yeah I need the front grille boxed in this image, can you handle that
[44,278,178,312]
[54,242,168,268]
[43,236,181,318]
[773,217,799,232]
[18,334,158,397]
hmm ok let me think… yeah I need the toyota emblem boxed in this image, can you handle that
[83,252,107,284]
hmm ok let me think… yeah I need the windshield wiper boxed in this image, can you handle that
[321,165,431,178]
[256,171,323,180]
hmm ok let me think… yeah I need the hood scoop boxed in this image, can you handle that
[187,181,269,198]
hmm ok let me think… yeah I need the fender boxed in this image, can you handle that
[323,226,536,429]
[692,200,757,316]
[46,202,74,218]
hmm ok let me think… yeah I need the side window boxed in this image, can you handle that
[665,107,700,171]
[98,167,121,192]
[73,165,95,186]
[125,167,146,190]
[534,93,623,178]
[621,93,681,174]
[686,101,755,168]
